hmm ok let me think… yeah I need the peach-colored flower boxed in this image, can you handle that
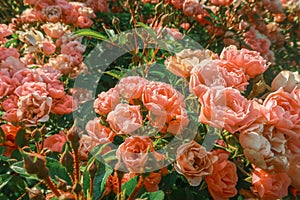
[43,130,67,153]
[210,0,233,6]
[47,82,65,99]
[35,67,62,84]
[252,167,291,199]
[165,49,216,78]
[20,8,42,23]
[142,81,185,115]
[14,82,48,97]
[42,41,56,55]
[171,0,185,9]
[0,57,26,74]
[2,95,18,122]
[205,150,238,200]
[87,0,109,12]
[271,70,300,92]
[61,40,86,55]
[287,155,300,189]
[0,124,20,156]
[183,0,201,16]
[166,106,189,135]
[107,103,143,135]
[0,24,13,43]
[116,136,163,172]
[0,47,20,60]
[0,74,16,99]
[41,5,62,23]
[42,22,66,38]
[262,88,300,138]
[12,69,35,86]
[51,95,76,115]
[174,141,217,186]
[144,172,162,192]
[77,16,93,28]
[17,93,52,124]
[115,76,149,102]
[220,45,269,78]
[199,87,261,134]
[94,88,120,115]
[85,118,115,144]
[48,54,73,74]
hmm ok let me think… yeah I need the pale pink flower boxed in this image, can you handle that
[47,82,65,99]
[0,57,26,73]
[14,82,48,97]
[48,54,73,74]
[51,95,76,115]
[42,22,66,39]
[94,88,120,115]
[85,118,115,144]
[0,47,20,60]
[41,5,62,23]
[77,16,93,28]
[107,104,143,134]
[42,41,56,55]
[20,9,42,23]
[43,130,67,153]
[0,74,16,99]
[271,70,300,92]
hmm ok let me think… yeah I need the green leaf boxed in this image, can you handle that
[140,190,165,200]
[93,161,113,200]
[122,176,138,197]
[46,157,72,185]
[0,174,12,190]
[10,161,39,180]
[74,29,107,41]
[82,167,90,198]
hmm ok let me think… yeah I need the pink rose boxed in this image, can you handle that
[0,74,16,99]
[77,16,93,28]
[42,41,56,55]
[183,0,201,16]
[116,136,163,172]
[42,22,66,38]
[210,0,233,6]
[48,54,73,74]
[12,69,36,86]
[20,9,42,23]
[262,88,300,138]
[51,95,76,115]
[243,28,271,55]
[86,0,109,12]
[205,149,238,199]
[35,67,62,84]
[287,156,300,189]
[0,24,13,42]
[0,47,20,61]
[14,82,48,97]
[107,103,143,134]
[43,130,67,153]
[252,167,291,199]
[61,41,86,55]
[2,95,18,122]
[47,82,65,99]
[220,45,269,78]
[94,88,120,115]
[41,5,62,23]
[171,0,185,9]
[199,87,261,133]
[0,57,26,74]
[85,118,115,144]
[115,76,149,102]
[17,93,52,124]
[174,141,217,186]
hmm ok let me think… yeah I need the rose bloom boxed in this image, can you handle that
[0,74,16,99]
[51,95,76,115]
[220,45,269,78]
[115,76,149,102]
[142,81,185,115]
[41,5,62,23]
[20,8,42,23]
[47,82,65,99]
[199,87,261,134]
[43,130,67,153]
[94,88,120,115]
[61,41,86,55]
[244,28,271,55]
[165,49,216,78]
[210,0,233,6]
[183,0,201,16]
[174,140,217,186]
[0,57,26,74]
[0,24,13,43]
[42,22,66,38]
[17,93,52,124]
[85,118,115,144]
[166,106,190,135]
[107,103,143,135]
[77,16,93,28]
[287,155,300,189]
[0,47,20,61]
[42,41,56,55]
[86,0,109,12]
[0,124,20,156]
[271,70,300,92]
[189,59,248,98]
[252,167,291,199]
[2,95,18,122]
[35,66,62,84]
[144,172,162,192]
[48,54,73,75]
[171,0,184,9]
[116,136,163,173]
[205,149,238,200]
[262,88,300,138]
[14,82,48,97]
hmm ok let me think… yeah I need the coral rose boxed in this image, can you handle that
[42,41,56,55]
[85,118,115,144]
[107,103,143,135]
[14,82,48,97]
[41,5,62,23]
[42,22,66,38]
[220,45,269,78]
[144,172,162,192]
[271,70,300,92]
[43,130,67,153]
[51,95,76,115]
[174,140,217,186]
[77,16,93,28]
[0,124,20,156]
[116,136,163,173]
[287,155,300,189]
[2,95,18,122]
[252,167,291,199]
[210,0,233,6]
[94,88,120,115]
[0,74,16,99]
[199,87,261,134]
[205,150,238,200]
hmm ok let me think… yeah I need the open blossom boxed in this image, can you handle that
[17,93,52,124]
[220,45,269,78]
[205,150,238,200]
[189,59,248,97]
[42,41,56,55]
[0,24,13,43]
[144,172,162,192]
[0,124,20,156]
[43,130,67,153]
[0,47,20,60]
[262,88,300,138]
[165,49,216,78]
[183,0,201,16]
[20,8,42,23]
[94,88,120,115]
[116,136,164,173]
[107,104,143,135]
[48,54,73,74]
[199,87,262,134]
[271,70,300,92]
[42,22,66,38]
[1,95,18,122]
[47,82,65,99]
[244,28,271,56]
[85,118,115,144]
[41,5,62,23]
[77,16,93,28]
[252,167,291,199]
[0,74,16,99]
[14,82,48,97]
[51,95,76,115]
[287,155,300,189]
[210,0,233,6]
[115,76,149,101]
[174,141,217,186]
[87,0,109,12]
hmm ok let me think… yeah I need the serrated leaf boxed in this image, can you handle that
[46,157,72,185]
[74,29,107,41]
[140,190,165,200]
[93,161,113,200]
[122,176,138,197]
[10,161,39,180]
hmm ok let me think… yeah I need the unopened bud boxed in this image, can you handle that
[60,150,74,174]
